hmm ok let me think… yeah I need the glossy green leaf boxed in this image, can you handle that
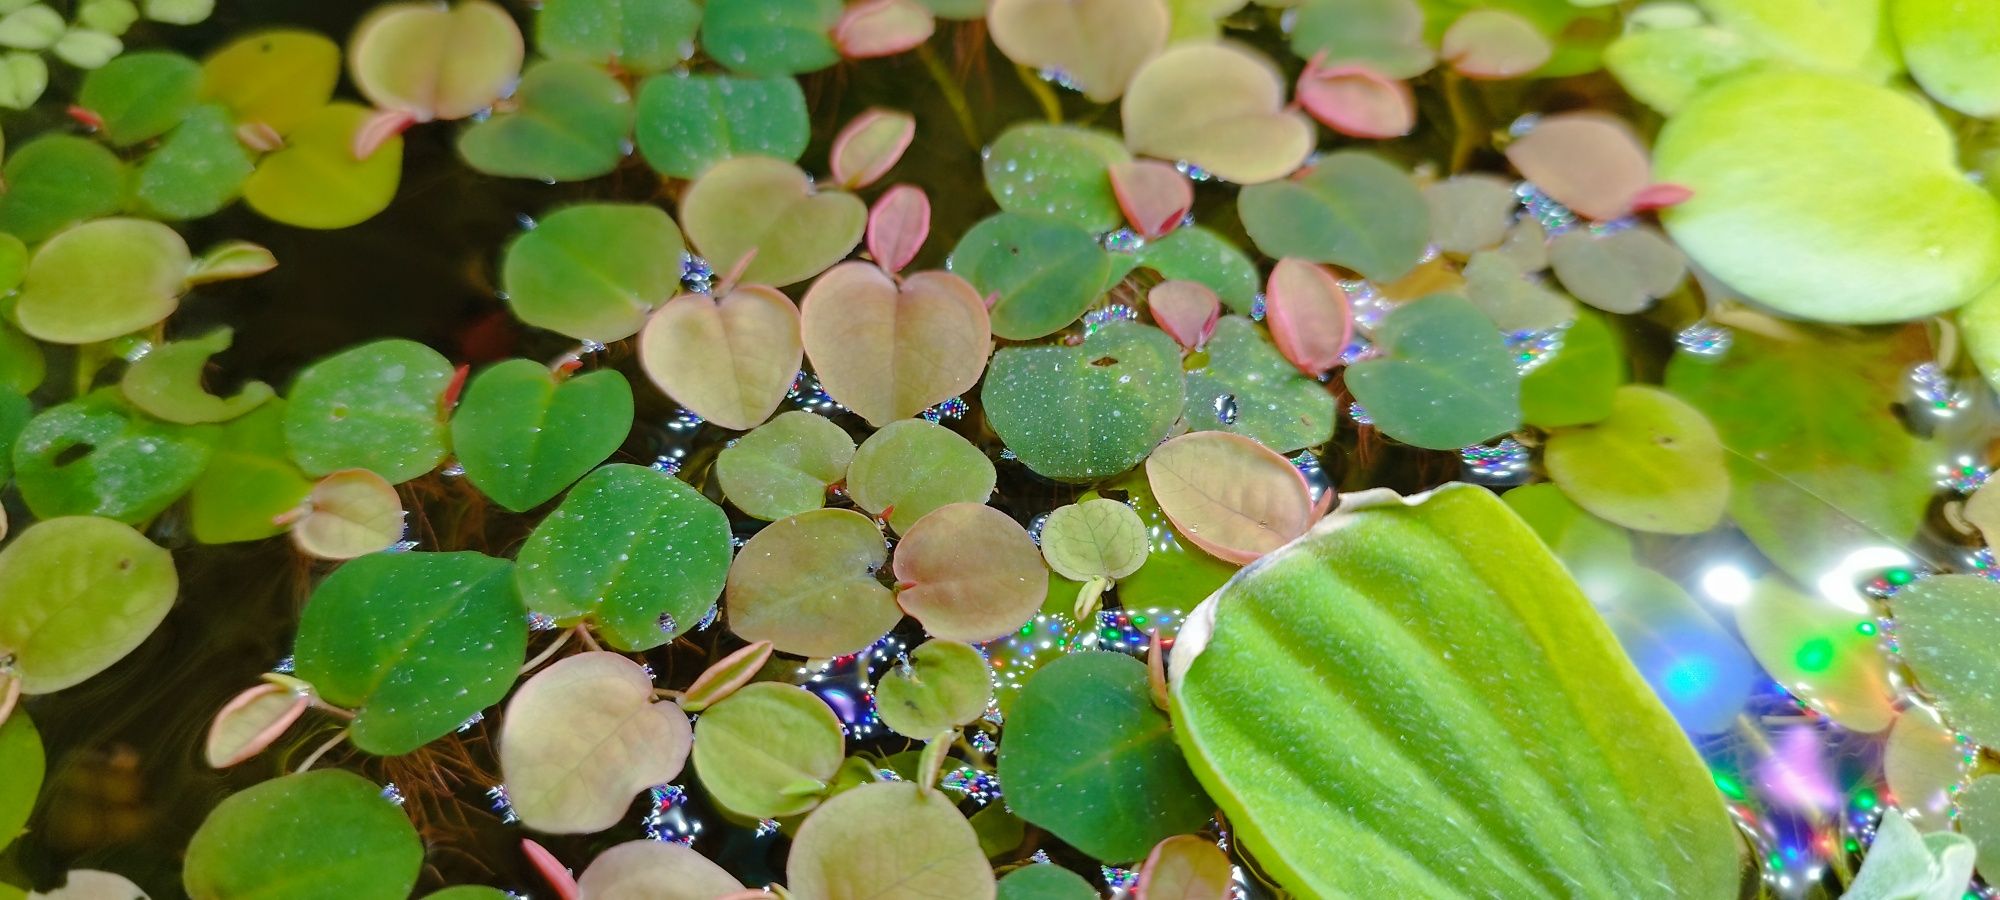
[0,516,175,693]
[198,29,340,135]
[698,0,841,76]
[500,203,685,343]
[1519,311,1623,428]
[537,0,699,72]
[1698,0,1894,76]
[715,410,855,521]
[13,390,211,523]
[1666,326,1935,583]
[131,103,255,220]
[998,864,1093,899]
[983,322,1184,482]
[949,212,1111,341]
[77,50,200,146]
[458,60,633,182]
[846,419,995,534]
[282,338,452,483]
[1893,0,2000,118]
[874,639,992,738]
[1040,498,1148,583]
[982,124,1130,232]
[1239,151,1431,283]
[0,711,40,851]
[1185,316,1335,452]
[451,360,633,512]
[13,217,188,344]
[634,72,808,179]
[187,401,313,544]
[679,156,865,288]
[498,651,692,833]
[183,770,423,900]
[515,463,732,650]
[244,102,403,230]
[121,327,273,425]
[1168,484,1740,898]
[1893,575,2000,747]
[1345,295,1521,450]
[1000,651,1211,862]
[0,135,125,243]
[1135,226,1261,314]
[1544,386,1728,535]
[294,551,523,755]
[726,508,899,657]
[693,681,845,818]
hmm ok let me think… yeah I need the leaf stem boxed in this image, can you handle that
[295,729,348,773]
[520,628,576,675]
[1015,64,1063,124]
[1443,71,1479,174]
[919,43,981,150]
[573,624,602,653]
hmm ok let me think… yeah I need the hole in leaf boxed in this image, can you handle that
[52,442,95,467]
[1090,356,1119,367]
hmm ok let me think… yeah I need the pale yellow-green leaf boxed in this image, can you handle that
[498,651,692,834]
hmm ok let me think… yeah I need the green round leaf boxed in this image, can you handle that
[1288,0,1434,79]
[1544,385,1726,535]
[0,316,45,395]
[282,338,453,483]
[1655,69,2000,323]
[0,516,175,694]
[1134,226,1260,315]
[515,464,733,650]
[501,203,685,343]
[77,50,200,146]
[184,770,423,900]
[847,419,995,534]
[634,72,808,179]
[698,0,841,76]
[198,29,340,135]
[692,681,845,818]
[1344,295,1521,450]
[875,639,993,738]
[1184,315,1337,452]
[1546,227,1684,315]
[121,327,274,425]
[983,321,1185,482]
[0,711,41,851]
[715,410,856,521]
[14,217,189,344]
[458,60,633,182]
[132,103,254,220]
[1040,498,1148,582]
[679,156,864,288]
[982,124,1130,232]
[293,550,526,755]
[13,389,211,523]
[537,0,701,73]
[998,864,1097,900]
[788,782,996,898]
[498,651,693,833]
[725,508,900,657]
[1000,651,1212,862]
[1893,575,2000,747]
[451,360,633,512]
[244,102,403,230]
[187,401,313,544]
[0,135,125,243]
[1239,151,1430,283]
[1519,311,1623,429]
[949,212,1111,341]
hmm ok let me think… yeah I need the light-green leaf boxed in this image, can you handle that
[457,60,633,183]
[1892,575,2000,748]
[186,401,313,544]
[787,782,997,899]
[497,651,692,833]
[0,516,175,693]
[13,217,189,344]
[501,203,685,343]
[874,639,993,739]
[183,769,423,900]
[724,508,899,657]
[846,418,995,534]
[0,711,40,852]
[1520,311,1623,428]
[282,338,453,483]
[1544,385,1728,535]
[121,327,274,425]
[692,681,845,818]
[0,135,125,243]
[715,410,856,521]
[982,124,1130,232]
[132,103,255,220]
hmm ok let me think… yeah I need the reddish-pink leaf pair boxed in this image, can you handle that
[1296,54,1414,140]
[867,185,931,275]
[1265,258,1353,375]
[1506,112,1693,220]
[835,0,935,59]
[1110,159,1193,240]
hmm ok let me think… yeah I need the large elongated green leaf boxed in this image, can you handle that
[1168,484,1740,898]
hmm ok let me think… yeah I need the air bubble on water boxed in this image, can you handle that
[380,783,405,806]
[389,540,420,553]
[1675,321,1733,357]
[1461,439,1532,485]
[656,612,677,634]
[515,213,537,231]
[1507,325,1567,375]
[697,605,721,631]
[1515,181,1577,235]
[1102,229,1145,253]
[643,785,701,845]
[1907,361,1971,418]
[1348,402,1374,426]
[526,611,560,631]
[487,784,519,824]
[456,711,484,733]
[1027,512,1051,545]
[1037,68,1080,91]
[441,460,466,477]
[1508,113,1541,138]
[272,654,295,673]
[680,252,715,294]
[1174,160,1213,182]
[1214,394,1239,426]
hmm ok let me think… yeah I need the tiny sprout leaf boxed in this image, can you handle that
[874,639,992,738]
[15,218,188,344]
[121,327,274,425]
[204,682,308,768]
[186,240,277,285]
[199,29,339,135]
[988,0,1167,102]
[788,782,997,900]
[499,652,692,834]
[574,841,745,899]
[1137,834,1233,900]
[1108,159,1191,240]
[457,59,632,182]
[1505,112,1651,222]
[1041,498,1149,582]
[638,286,803,431]
[633,73,808,180]
[183,770,422,900]
[949,212,1111,341]
[832,108,916,190]
[451,360,634,512]
[1239,151,1430,282]
[801,262,992,427]
[1147,431,1314,564]
[1147,280,1220,351]
[283,338,453,482]
[835,0,934,58]
[1344,295,1521,449]
[867,184,929,274]
[1441,10,1552,79]
[536,0,701,74]
[1545,385,1728,535]
[847,418,997,533]
[501,203,684,344]
[1296,62,1415,140]
[680,640,773,713]
[349,0,524,122]
[1264,258,1352,375]
[726,508,900,657]
[244,102,403,229]
[77,50,199,146]
[893,503,1048,642]
[679,156,865,288]
[0,516,176,694]
[983,321,1185,482]
[692,681,846,818]
[1547,226,1685,314]
[0,135,125,243]
[290,468,405,560]
[716,411,856,521]
[1122,41,1313,185]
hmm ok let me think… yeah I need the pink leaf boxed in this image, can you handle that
[1441,10,1552,80]
[867,184,931,275]
[1296,61,1414,140]
[1504,112,1652,221]
[351,108,416,161]
[1632,182,1694,212]
[830,108,917,190]
[1146,432,1315,565]
[679,641,774,712]
[523,839,580,900]
[1147,280,1220,351]
[1264,258,1352,375]
[204,682,310,768]
[835,0,935,59]
[1108,159,1193,239]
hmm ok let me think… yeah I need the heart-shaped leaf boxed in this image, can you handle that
[349,0,523,121]
[451,361,633,512]
[634,72,808,179]
[801,262,992,427]
[293,551,526,754]
[788,782,996,898]
[458,60,632,182]
[0,712,41,851]
[1265,258,1352,375]
[692,681,846,818]
[726,508,900,657]
[0,135,126,243]
[715,411,856,521]
[1732,577,1895,734]
[982,124,1131,232]
[1147,280,1219,350]
[1147,431,1314,564]
[120,327,272,425]
[1462,250,1575,331]
[1137,835,1233,900]
[244,102,403,229]
[679,156,865,287]
[574,841,745,899]
[183,770,423,900]
[1168,485,1740,898]
[1547,226,1685,315]
[1000,651,1212,862]
[1892,575,2000,747]
[1441,9,1551,79]
[835,0,934,58]
[501,203,684,343]
[0,516,175,693]
[874,639,992,738]
[1545,385,1727,535]
[983,321,1185,482]
[1345,295,1520,449]
[198,29,340,135]
[536,0,701,74]
[867,184,929,275]
[1425,174,1518,256]
[515,464,733,650]
[204,682,310,768]
[78,50,199,146]
[1122,41,1313,185]
[1135,226,1261,314]
[131,102,255,220]
[847,418,996,534]
[699,0,842,76]
[949,212,1111,341]
[14,217,188,344]
[1520,310,1624,428]
[1287,0,1433,78]
[1296,62,1415,140]
[893,503,1047,641]
[1040,497,1149,584]
[283,338,453,482]
[831,108,914,190]
[988,0,1167,102]
[290,468,405,560]
[1239,151,1430,282]
[13,390,211,523]
[499,651,692,833]
[187,402,313,544]
[639,286,802,431]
